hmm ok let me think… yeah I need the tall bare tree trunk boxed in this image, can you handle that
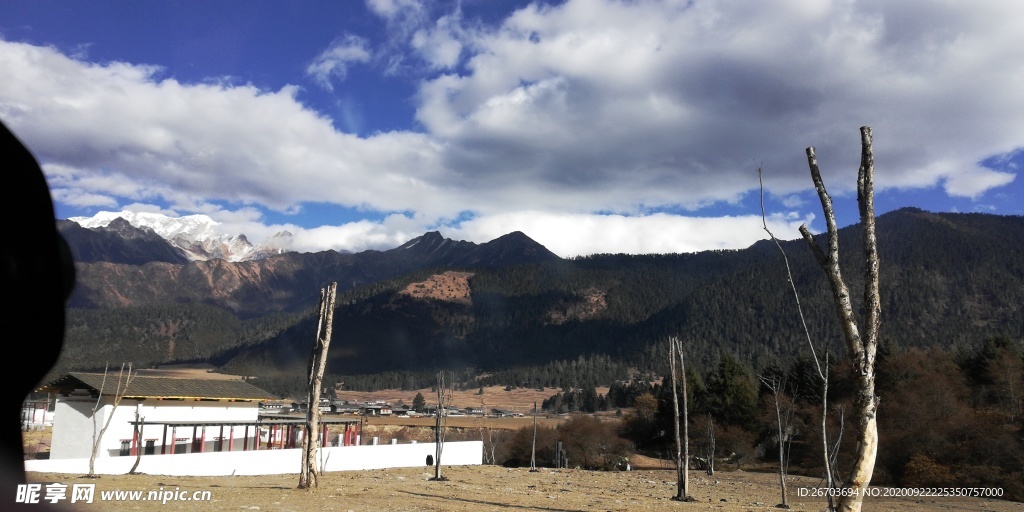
[299,282,337,490]
[798,126,881,512]
[760,373,791,508]
[432,370,453,481]
[705,414,715,476]
[530,401,539,472]
[669,337,691,501]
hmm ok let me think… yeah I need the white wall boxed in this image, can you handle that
[49,397,260,460]
[50,398,98,460]
[26,441,484,476]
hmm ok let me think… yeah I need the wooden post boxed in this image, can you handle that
[299,282,338,490]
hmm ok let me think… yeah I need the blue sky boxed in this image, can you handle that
[1,0,1021,257]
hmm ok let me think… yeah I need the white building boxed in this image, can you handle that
[41,373,278,460]
[30,374,483,477]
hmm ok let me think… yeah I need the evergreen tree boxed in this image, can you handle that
[704,354,759,430]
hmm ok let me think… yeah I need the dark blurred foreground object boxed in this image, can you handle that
[1,119,75,503]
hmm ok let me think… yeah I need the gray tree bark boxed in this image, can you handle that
[529,401,538,472]
[432,370,454,481]
[299,282,337,490]
[798,126,881,512]
[669,336,691,501]
[760,373,791,508]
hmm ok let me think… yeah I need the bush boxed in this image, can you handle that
[559,416,632,470]
[902,454,954,487]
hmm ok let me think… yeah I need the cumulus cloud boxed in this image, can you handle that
[0,39,457,219]
[944,168,1016,199]
[411,0,1023,210]
[442,210,812,258]
[306,35,372,91]
[4,0,1024,256]
[411,13,464,70]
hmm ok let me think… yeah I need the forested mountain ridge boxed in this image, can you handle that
[218,207,1024,380]
[53,207,1024,388]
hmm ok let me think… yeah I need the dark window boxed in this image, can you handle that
[119,440,131,456]
[144,440,155,455]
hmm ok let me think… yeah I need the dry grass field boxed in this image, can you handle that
[22,424,1024,511]
[25,464,1024,511]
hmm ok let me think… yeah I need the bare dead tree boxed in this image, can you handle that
[479,395,499,465]
[704,413,715,476]
[759,372,794,509]
[299,281,338,490]
[431,369,454,481]
[530,401,539,472]
[668,336,694,501]
[798,126,881,512]
[89,362,136,477]
[828,404,846,487]
[760,166,838,509]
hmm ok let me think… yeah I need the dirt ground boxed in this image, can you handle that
[25,464,1023,512]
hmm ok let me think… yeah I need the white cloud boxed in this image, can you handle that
[306,35,372,91]
[1,39,458,219]
[149,207,812,258]
[121,203,181,217]
[50,189,118,208]
[413,0,1024,208]
[943,168,1016,199]
[441,211,812,258]
[411,13,464,70]
[5,0,1024,256]
[365,0,426,21]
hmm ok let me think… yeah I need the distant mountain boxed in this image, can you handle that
[215,207,1024,378]
[390,230,561,268]
[67,210,292,262]
[63,226,562,314]
[58,218,189,265]
[51,208,1024,388]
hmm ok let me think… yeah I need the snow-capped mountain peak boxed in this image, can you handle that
[67,211,281,262]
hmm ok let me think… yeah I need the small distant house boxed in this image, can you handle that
[40,373,277,460]
[361,404,393,416]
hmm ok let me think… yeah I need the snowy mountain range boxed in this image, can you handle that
[68,210,293,262]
